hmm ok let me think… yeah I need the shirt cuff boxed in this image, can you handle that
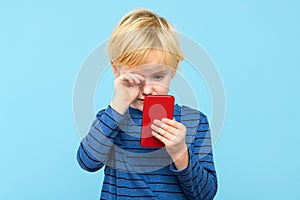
[106,105,127,123]
[169,149,192,175]
[95,105,128,132]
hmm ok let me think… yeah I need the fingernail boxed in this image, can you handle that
[162,118,168,122]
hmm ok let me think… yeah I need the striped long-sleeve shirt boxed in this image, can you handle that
[77,104,218,200]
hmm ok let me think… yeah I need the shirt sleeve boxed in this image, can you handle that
[76,105,126,172]
[170,114,218,200]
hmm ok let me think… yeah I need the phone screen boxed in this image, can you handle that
[140,95,174,148]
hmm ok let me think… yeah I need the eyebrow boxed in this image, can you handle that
[130,65,171,75]
[151,68,169,75]
[131,69,166,74]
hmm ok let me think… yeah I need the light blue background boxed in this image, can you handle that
[1,1,299,199]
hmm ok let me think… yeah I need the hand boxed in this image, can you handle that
[151,118,189,169]
[110,72,145,114]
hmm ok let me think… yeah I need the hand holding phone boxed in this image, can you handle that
[140,95,174,148]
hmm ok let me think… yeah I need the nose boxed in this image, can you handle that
[141,80,154,96]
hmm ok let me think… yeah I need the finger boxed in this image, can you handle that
[131,75,145,86]
[153,119,178,136]
[151,123,175,141]
[132,77,142,85]
[121,76,139,88]
[151,130,171,146]
[124,72,144,81]
[161,118,181,129]
[123,75,135,85]
[138,74,145,80]
[127,72,145,81]
[124,73,144,86]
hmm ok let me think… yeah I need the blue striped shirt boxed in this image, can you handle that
[77,104,217,199]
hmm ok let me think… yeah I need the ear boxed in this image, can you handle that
[171,62,178,78]
[171,70,176,78]
[111,60,119,77]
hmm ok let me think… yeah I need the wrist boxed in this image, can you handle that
[110,98,129,115]
[171,146,189,170]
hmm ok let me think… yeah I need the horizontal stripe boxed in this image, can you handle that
[88,132,111,148]
[101,190,156,198]
[92,124,115,139]
[80,143,99,163]
[103,181,149,190]
[120,139,140,142]
[125,155,170,159]
[194,144,212,148]
[84,138,109,156]
[105,176,179,186]
[77,152,95,172]
[99,118,115,131]
[103,111,116,121]
[78,105,217,199]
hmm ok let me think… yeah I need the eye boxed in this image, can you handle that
[152,74,165,80]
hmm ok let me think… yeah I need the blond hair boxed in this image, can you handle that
[107,8,184,69]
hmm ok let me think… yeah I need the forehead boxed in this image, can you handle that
[121,63,172,74]
[118,50,175,74]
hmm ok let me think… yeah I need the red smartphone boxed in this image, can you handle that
[140,95,175,148]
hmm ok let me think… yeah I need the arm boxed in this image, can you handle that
[76,106,125,172]
[151,113,217,199]
[77,68,144,172]
[171,115,218,200]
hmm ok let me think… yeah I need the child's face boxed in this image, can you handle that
[116,53,176,111]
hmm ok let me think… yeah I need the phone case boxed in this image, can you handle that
[140,95,175,148]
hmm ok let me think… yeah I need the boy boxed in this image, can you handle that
[77,8,217,199]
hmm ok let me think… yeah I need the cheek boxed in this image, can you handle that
[155,79,171,92]
[161,76,172,87]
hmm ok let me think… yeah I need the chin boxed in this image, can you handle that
[136,105,143,111]
[130,103,143,111]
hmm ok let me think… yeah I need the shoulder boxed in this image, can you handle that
[175,104,208,123]
[95,108,107,119]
